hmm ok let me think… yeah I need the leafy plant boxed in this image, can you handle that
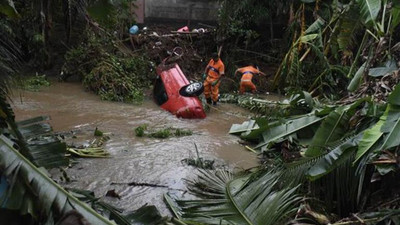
[23,74,50,91]
[94,127,103,136]
[135,124,147,137]
[0,134,115,224]
[182,144,215,170]
[165,169,302,225]
[134,125,193,139]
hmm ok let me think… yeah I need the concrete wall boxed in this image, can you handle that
[144,0,219,22]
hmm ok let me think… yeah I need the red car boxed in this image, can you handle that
[154,63,206,119]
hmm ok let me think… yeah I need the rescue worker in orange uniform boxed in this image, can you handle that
[235,64,265,94]
[202,53,225,105]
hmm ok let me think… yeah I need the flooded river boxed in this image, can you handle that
[10,81,258,215]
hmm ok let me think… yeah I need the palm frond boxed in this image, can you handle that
[166,169,302,225]
[0,25,21,98]
[0,134,114,224]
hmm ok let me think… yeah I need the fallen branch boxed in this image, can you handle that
[111,181,168,188]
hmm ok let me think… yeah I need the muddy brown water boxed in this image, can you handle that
[10,81,261,215]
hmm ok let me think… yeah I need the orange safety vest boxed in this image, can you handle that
[237,66,261,82]
[206,59,225,79]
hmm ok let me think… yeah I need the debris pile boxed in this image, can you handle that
[132,25,217,80]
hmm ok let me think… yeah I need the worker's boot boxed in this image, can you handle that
[206,98,212,104]
[212,101,217,106]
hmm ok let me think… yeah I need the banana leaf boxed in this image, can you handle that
[165,170,301,225]
[368,59,398,77]
[306,133,363,180]
[305,18,325,34]
[380,105,400,150]
[16,116,68,168]
[240,118,270,142]
[16,116,50,126]
[0,0,19,19]
[391,1,400,31]
[354,109,386,162]
[0,134,115,225]
[356,0,381,27]
[388,83,400,106]
[337,5,362,51]
[70,188,167,225]
[306,99,366,157]
[347,62,366,92]
[229,120,258,135]
[306,106,350,156]
[255,113,324,150]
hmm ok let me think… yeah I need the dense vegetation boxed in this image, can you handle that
[1,0,400,224]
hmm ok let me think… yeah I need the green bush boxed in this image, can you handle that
[134,125,147,137]
[23,74,50,91]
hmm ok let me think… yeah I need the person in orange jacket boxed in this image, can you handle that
[235,64,265,94]
[202,53,225,105]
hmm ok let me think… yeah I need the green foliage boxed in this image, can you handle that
[87,0,133,36]
[229,84,400,217]
[182,144,215,170]
[275,0,399,96]
[165,169,302,225]
[174,128,193,137]
[61,35,105,81]
[150,129,171,139]
[134,125,193,139]
[134,124,147,137]
[356,0,381,27]
[94,127,103,137]
[0,135,114,225]
[220,93,315,118]
[82,54,151,103]
[23,74,50,91]
[61,31,152,103]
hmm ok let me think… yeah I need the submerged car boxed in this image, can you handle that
[154,63,206,119]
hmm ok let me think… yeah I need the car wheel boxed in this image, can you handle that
[179,82,204,97]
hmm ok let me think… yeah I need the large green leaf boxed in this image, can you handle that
[256,113,324,150]
[306,106,350,156]
[368,59,398,77]
[70,188,167,225]
[337,5,362,51]
[0,135,115,224]
[380,105,400,150]
[390,1,400,32]
[305,18,325,34]
[299,34,318,43]
[356,0,382,27]
[354,108,387,162]
[306,134,363,180]
[306,99,367,157]
[0,0,19,19]
[240,118,270,142]
[347,62,366,92]
[16,116,68,168]
[388,83,400,106]
[165,170,301,225]
[229,120,258,135]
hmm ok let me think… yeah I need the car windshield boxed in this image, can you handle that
[153,76,168,105]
